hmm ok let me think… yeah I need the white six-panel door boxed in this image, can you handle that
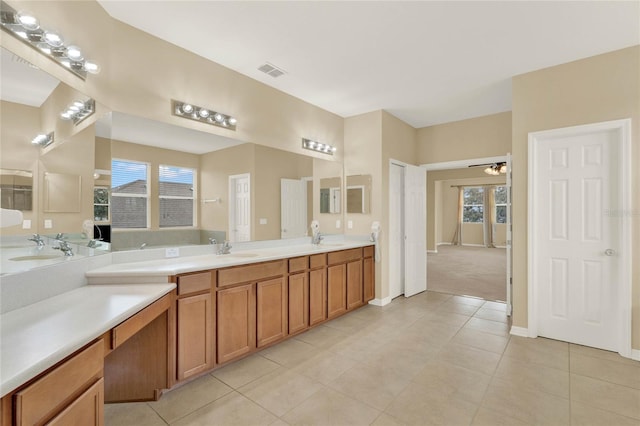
[280,178,307,239]
[530,124,627,352]
[404,164,427,297]
[229,174,251,242]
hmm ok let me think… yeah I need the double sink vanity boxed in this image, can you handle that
[0,239,375,425]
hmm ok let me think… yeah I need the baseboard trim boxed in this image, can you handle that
[436,242,452,246]
[631,349,640,361]
[427,250,438,254]
[369,297,392,307]
[510,326,529,337]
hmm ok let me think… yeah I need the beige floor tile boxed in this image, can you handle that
[269,419,290,426]
[212,354,281,389]
[570,401,640,426]
[281,387,381,425]
[494,354,570,398]
[290,350,357,385]
[481,301,507,311]
[238,368,324,417]
[148,375,232,423]
[463,317,510,337]
[423,310,471,328]
[385,381,478,426]
[370,413,407,426]
[104,402,167,426]
[436,342,501,376]
[259,338,317,367]
[570,373,640,420]
[481,377,570,425]
[328,335,385,362]
[322,313,372,334]
[570,352,640,390]
[450,328,509,354]
[172,391,278,426]
[294,324,348,348]
[570,344,640,367]
[436,300,480,316]
[471,407,531,426]
[327,362,412,410]
[473,306,509,323]
[451,295,486,306]
[412,359,492,404]
[503,336,569,370]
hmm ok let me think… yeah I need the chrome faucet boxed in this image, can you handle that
[54,240,74,256]
[311,232,324,245]
[54,232,65,241]
[217,240,232,255]
[28,233,45,247]
[139,243,147,250]
[208,238,217,245]
[87,239,102,248]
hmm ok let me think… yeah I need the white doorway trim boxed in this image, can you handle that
[421,155,512,314]
[228,173,251,242]
[528,119,632,358]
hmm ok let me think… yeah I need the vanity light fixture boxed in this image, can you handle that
[302,138,337,156]
[0,1,100,79]
[31,132,54,148]
[172,100,237,130]
[60,99,95,125]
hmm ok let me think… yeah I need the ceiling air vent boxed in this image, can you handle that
[11,53,39,69]
[258,62,286,78]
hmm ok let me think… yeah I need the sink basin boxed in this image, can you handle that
[228,253,259,258]
[9,255,61,261]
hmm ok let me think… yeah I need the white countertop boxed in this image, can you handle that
[86,241,373,279]
[0,283,176,397]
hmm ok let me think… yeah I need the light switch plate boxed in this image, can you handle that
[165,247,180,258]
[348,220,353,229]
[336,219,341,228]
[259,218,267,225]
[22,219,31,229]
[44,219,53,229]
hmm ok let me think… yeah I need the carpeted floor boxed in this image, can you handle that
[427,245,507,301]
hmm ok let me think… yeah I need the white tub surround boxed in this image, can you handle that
[0,283,175,398]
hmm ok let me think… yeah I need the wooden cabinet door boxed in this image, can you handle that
[256,277,287,348]
[217,284,255,364]
[363,256,375,302]
[46,378,104,426]
[346,259,363,310]
[309,268,327,326]
[177,292,213,381]
[288,272,308,335]
[327,264,347,319]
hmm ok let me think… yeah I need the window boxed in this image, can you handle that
[159,165,195,227]
[463,187,484,223]
[495,185,508,224]
[111,160,149,228]
[93,186,109,222]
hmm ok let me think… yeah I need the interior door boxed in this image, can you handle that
[280,178,307,239]
[532,128,620,351]
[403,164,427,297]
[389,163,404,299]
[229,174,250,242]
[506,153,512,315]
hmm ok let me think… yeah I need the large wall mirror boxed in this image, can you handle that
[0,169,33,211]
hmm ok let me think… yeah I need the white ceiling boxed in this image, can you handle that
[98,0,640,128]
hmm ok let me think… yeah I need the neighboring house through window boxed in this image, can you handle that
[159,165,195,227]
[111,159,149,228]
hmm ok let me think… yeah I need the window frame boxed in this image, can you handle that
[111,159,150,229]
[462,186,484,223]
[158,164,197,228]
[494,185,508,224]
[93,186,110,223]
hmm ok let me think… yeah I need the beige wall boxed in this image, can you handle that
[417,112,512,164]
[512,46,640,350]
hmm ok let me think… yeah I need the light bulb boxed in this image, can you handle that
[331,147,337,153]
[181,104,194,114]
[60,112,72,120]
[65,45,83,61]
[228,117,237,126]
[198,109,210,118]
[43,31,63,47]
[15,30,28,39]
[32,134,47,145]
[499,164,507,174]
[214,113,224,123]
[83,61,100,74]
[16,11,39,31]
[69,105,80,112]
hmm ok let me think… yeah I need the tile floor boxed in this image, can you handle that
[105,291,640,425]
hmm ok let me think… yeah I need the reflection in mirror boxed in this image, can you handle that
[346,174,372,214]
[319,177,341,214]
[0,169,33,211]
[43,172,81,213]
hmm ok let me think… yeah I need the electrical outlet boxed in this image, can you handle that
[22,220,31,229]
[259,218,267,225]
[165,247,180,258]
[44,219,53,229]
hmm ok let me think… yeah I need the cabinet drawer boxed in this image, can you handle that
[218,260,285,287]
[363,245,374,258]
[327,248,362,265]
[111,293,171,349]
[15,340,103,426]
[177,271,213,296]
[288,256,308,273]
[309,254,326,269]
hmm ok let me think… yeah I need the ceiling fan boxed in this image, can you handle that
[469,161,507,176]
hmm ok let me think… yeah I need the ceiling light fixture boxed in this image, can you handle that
[0,1,100,79]
[483,162,507,176]
[31,132,54,147]
[60,99,95,124]
[302,138,337,156]
[172,100,237,131]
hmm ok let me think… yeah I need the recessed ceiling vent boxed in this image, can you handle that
[258,62,286,78]
[11,53,38,69]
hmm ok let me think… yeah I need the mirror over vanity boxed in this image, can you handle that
[0,46,346,260]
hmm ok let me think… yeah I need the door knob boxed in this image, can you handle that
[604,249,615,256]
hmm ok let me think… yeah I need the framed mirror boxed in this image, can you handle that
[319,177,341,214]
[0,169,33,211]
